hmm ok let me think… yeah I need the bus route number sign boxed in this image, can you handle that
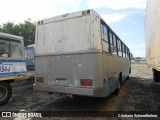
[0,65,12,73]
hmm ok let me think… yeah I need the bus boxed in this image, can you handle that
[33,9,131,97]
[24,44,35,71]
[0,32,27,105]
[145,0,160,82]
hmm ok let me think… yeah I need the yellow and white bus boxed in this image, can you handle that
[0,32,27,105]
[34,10,131,97]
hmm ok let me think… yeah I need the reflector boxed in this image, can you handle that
[80,79,92,86]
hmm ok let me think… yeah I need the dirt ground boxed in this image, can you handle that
[0,64,160,120]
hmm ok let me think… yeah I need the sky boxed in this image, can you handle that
[0,0,147,57]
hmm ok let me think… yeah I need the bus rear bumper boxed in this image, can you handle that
[33,84,103,97]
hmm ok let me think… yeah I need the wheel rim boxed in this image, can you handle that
[0,86,8,101]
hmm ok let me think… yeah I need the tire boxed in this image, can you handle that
[114,74,121,95]
[127,69,130,79]
[153,69,160,82]
[129,68,131,74]
[0,82,12,105]
[114,81,120,95]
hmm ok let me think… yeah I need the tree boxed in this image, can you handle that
[0,22,15,34]
[0,19,35,46]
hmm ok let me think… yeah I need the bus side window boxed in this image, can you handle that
[127,48,129,59]
[123,45,126,58]
[113,34,116,46]
[127,49,130,59]
[109,32,112,53]
[125,46,127,58]
[113,34,118,55]
[121,42,125,57]
[129,50,130,59]
[101,23,109,52]
[126,48,128,58]
[118,39,122,57]
[103,25,108,42]
[101,24,104,40]
[109,32,113,45]
[109,32,117,55]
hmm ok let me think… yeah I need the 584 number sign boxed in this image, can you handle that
[0,65,11,73]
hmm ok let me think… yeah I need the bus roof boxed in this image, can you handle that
[0,32,23,41]
[37,9,97,25]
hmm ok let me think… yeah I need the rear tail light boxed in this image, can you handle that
[80,79,92,86]
[36,76,44,83]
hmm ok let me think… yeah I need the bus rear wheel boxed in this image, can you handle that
[114,81,120,95]
[153,69,160,82]
[0,82,12,105]
[114,74,121,95]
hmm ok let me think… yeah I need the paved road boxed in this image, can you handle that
[0,64,160,120]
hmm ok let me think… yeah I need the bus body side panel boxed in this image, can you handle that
[101,53,130,96]
[0,61,26,75]
[102,54,119,96]
[34,53,105,97]
[0,61,27,81]
[121,58,130,81]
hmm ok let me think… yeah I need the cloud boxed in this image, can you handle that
[87,0,147,10]
[100,13,128,23]
[129,43,145,51]
[140,43,145,47]
[135,44,145,48]
[132,49,145,57]
[0,0,82,24]
[100,11,137,23]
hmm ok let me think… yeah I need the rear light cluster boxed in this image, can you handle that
[80,79,92,86]
[36,76,44,83]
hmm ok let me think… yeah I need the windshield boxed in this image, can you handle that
[24,47,34,62]
[0,40,23,59]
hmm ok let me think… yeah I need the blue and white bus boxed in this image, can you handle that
[0,32,27,105]
[24,44,35,71]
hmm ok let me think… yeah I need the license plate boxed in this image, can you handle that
[0,65,12,73]
[55,80,67,85]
